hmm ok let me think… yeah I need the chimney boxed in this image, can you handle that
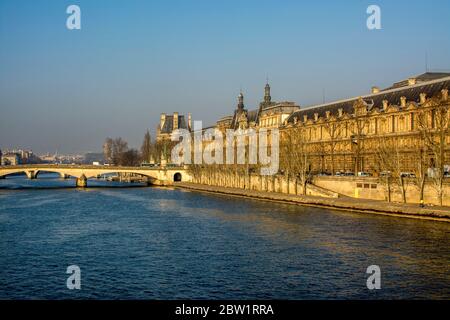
[325,111,331,119]
[303,115,308,123]
[160,113,166,129]
[371,86,380,94]
[188,113,192,130]
[419,93,427,104]
[314,113,319,121]
[442,89,448,101]
[400,96,407,107]
[338,108,343,117]
[382,100,388,110]
[408,78,417,86]
[173,112,179,130]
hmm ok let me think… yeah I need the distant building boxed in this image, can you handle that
[1,153,20,166]
[0,149,40,164]
[156,112,191,142]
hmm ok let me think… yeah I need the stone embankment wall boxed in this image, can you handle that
[188,171,449,206]
[190,172,336,198]
[312,176,450,206]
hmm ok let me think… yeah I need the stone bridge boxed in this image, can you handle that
[0,164,190,187]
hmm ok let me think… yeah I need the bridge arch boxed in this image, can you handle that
[0,169,28,178]
[173,172,182,182]
[33,170,75,179]
[83,170,158,180]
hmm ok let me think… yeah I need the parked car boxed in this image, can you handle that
[400,172,416,178]
[380,171,391,177]
[343,171,355,176]
[357,171,372,177]
[444,172,450,178]
[140,163,155,167]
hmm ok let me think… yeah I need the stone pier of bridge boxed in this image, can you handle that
[25,171,37,179]
[76,175,87,188]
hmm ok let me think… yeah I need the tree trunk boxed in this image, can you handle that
[386,176,391,202]
[419,176,425,204]
[331,152,335,175]
[400,176,406,203]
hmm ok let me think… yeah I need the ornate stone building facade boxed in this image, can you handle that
[215,82,300,132]
[281,72,450,176]
[164,73,449,178]
[181,73,449,206]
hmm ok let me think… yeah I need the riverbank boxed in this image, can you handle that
[175,182,450,222]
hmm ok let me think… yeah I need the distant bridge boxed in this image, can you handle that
[0,164,189,187]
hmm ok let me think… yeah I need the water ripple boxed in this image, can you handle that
[0,177,449,299]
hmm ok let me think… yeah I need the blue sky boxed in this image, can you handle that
[1,0,449,153]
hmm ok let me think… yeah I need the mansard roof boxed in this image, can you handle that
[259,102,300,116]
[285,75,450,124]
[386,72,450,90]
[247,109,258,123]
[160,115,188,134]
[216,115,233,125]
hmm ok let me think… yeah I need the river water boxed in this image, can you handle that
[0,174,449,299]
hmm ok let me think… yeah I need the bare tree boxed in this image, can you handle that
[140,130,152,164]
[281,125,312,195]
[187,164,202,183]
[280,129,294,193]
[416,96,449,206]
[350,98,370,174]
[103,137,113,164]
[112,138,128,166]
[103,137,130,166]
[410,140,429,205]
[121,149,140,167]
[377,136,411,203]
[153,140,176,164]
[323,117,344,174]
